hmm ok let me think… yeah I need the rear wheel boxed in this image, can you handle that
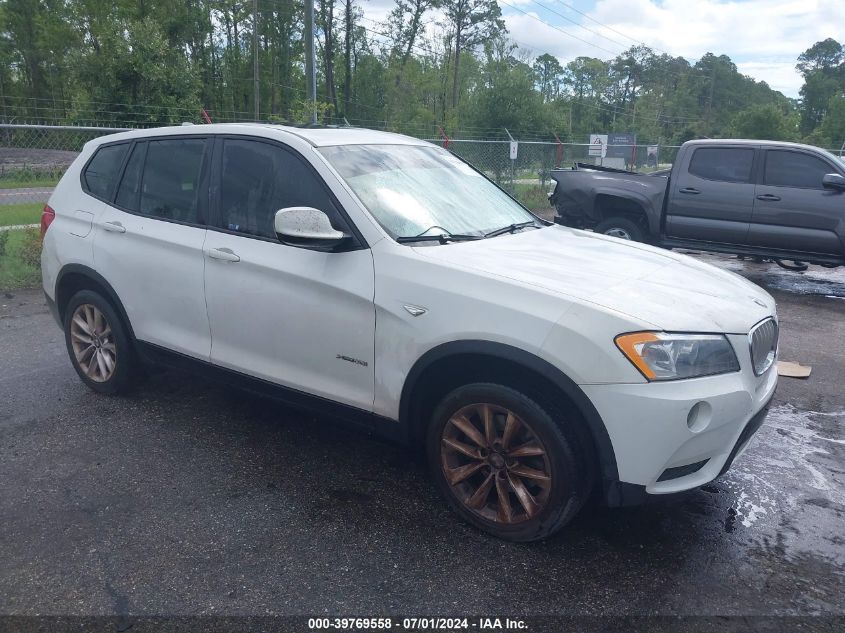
[427,383,590,542]
[64,290,136,394]
[595,216,644,242]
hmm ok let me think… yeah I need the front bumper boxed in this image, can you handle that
[582,333,778,502]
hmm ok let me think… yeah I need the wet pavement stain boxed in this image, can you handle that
[686,252,845,299]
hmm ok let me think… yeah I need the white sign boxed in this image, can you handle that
[509,141,518,160]
[589,134,608,158]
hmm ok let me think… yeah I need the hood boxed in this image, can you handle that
[413,225,774,333]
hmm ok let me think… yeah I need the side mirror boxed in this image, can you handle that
[274,207,349,248]
[822,173,845,191]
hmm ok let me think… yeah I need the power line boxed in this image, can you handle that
[498,0,619,57]
[525,0,631,52]
[515,0,712,84]
[547,0,710,76]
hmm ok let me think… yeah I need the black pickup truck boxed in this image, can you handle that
[549,139,845,267]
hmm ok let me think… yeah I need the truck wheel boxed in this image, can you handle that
[595,217,644,242]
[427,383,590,542]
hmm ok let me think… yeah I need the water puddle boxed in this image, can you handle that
[722,404,845,563]
[688,252,845,298]
[760,270,845,298]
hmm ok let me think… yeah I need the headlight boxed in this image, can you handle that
[615,332,740,381]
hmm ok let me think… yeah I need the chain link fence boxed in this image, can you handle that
[2,123,842,224]
[0,125,128,224]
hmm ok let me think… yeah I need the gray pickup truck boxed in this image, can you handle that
[549,139,845,267]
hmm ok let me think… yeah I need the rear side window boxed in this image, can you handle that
[83,143,129,199]
[688,147,754,183]
[115,142,145,209]
[764,150,835,189]
[217,138,341,239]
[138,139,207,223]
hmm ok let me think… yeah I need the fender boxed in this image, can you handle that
[399,340,619,485]
[592,185,664,235]
[54,263,137,342]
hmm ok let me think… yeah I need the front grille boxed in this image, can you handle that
[749,318,778,376]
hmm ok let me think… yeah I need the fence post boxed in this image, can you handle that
[554,133,563,169]
[504,128,516,193]
[438,126,450,150]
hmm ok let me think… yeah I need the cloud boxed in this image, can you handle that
[500,0,845,98]
[359,0,843,97]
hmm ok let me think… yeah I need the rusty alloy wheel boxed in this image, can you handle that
[440,402,552,524]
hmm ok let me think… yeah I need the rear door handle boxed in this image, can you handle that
[756,194,781,202]
[102,221,126,233]
[205,247,240,262]
[679,187,700,195]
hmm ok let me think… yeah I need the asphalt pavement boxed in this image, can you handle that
[0,187,53,206]
[0,255,843,620]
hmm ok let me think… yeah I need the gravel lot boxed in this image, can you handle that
[0,254,843,622]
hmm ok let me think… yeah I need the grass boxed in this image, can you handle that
[0,228,42,290]
[0,202,43,227]
[0,178,60,189]
[0,167,63,189]
[512,183,554,214]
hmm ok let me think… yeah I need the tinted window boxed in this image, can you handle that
[218,139,340,239]
[139,139,207,223]
[764,150,834,189]
[689,147,754,183]
[83,143,129,199]
[115,142,145,210]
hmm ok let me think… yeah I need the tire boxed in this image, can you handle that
[775,259,808,272]
[595,217,644,242]
[63,289,137,395]
[426,383,591,542]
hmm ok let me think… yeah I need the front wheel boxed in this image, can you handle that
[427,383,590,542]
[595,216,645,242]
[64,289,137,394]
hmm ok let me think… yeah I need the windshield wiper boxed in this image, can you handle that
[483,220,539,238]
[396,227,482,244]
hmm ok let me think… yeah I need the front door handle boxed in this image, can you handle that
[756,194,781,202]
[206,247,240,262]
[679,187,700,195]
[102,221,126,233]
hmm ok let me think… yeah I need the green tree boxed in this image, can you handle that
[532,53,563,102]
[813,94,845,148]
[796,38,844,134]
[730,104,794,140]
[441,0,504,110]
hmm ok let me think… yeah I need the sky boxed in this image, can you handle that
[360,0,845,99]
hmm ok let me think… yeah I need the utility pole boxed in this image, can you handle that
[305,0,317,124]
[706,63,716,128]
[253,0,259,121]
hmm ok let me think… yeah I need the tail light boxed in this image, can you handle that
[40,205,56,237]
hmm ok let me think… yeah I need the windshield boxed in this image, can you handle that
[319,144,536,240]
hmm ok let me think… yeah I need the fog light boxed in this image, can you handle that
[687,401,712,433]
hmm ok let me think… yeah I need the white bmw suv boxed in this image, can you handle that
[41,124,778,541]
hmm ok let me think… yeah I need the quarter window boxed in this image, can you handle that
[764,150,834,189]
[688,147,755,183]
[138,139,207,223]
[83,143,129,199]
[218,138,341,239]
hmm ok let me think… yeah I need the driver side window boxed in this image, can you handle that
[218,138,342,239]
